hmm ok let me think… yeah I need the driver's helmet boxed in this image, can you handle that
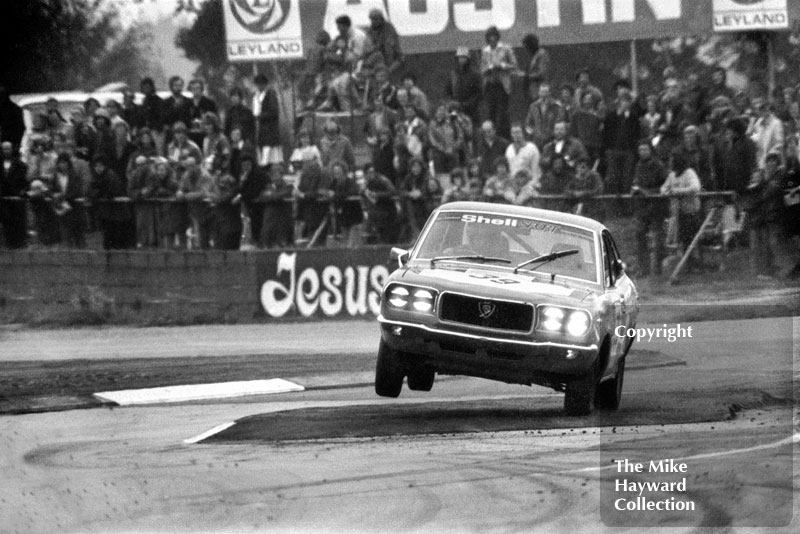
[464,222,508,258]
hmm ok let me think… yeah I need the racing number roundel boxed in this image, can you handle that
[229,0,292,34]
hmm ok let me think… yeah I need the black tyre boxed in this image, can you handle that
[375,340,404,398]
[564,373,596,416]
[595,356,625,411]
[407,365,435,391]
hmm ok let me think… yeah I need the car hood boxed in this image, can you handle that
[392,263,598,305]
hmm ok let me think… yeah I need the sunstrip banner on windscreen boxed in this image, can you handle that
[223,0,798,62]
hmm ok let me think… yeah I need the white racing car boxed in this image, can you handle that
[376,201,639,415]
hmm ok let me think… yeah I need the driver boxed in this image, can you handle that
[462,223,508,258]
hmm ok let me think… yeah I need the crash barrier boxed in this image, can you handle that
[0,245,395,322]
[0,191,736,251]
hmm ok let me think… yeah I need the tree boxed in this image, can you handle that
[0,0,160,93]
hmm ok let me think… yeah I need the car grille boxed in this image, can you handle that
[439,293,534,332]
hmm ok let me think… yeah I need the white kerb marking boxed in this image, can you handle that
[94,378,305,406]
[184,422,236,444]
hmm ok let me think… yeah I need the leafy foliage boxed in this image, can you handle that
[0,0,160,93]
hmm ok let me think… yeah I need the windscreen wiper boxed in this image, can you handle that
[513,250,578,274]
[430,255,511,267]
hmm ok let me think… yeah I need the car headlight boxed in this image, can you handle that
[385,285,436,314]
[541,306,564,331]
[566,310,591,336]
[412,289,434,312]
[538,306,591,336]
[388,286,409,308]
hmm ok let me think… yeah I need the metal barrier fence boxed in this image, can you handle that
[0,191,737,253]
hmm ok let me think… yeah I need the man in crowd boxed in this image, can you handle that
[475,120,509,181]
[187,78,218,147]
[367,9,403,76]
[480,26,518,138]
[540,121,588,174]
[631,140,669,276]
[748,97,784,169]
[319,119,355,169]
[505,123,540,190]
[445,47,482,130]
[0,141,28,248]
[603,91,641,194]
[162,76,192,146]
[139,78,164,154]
[525,83,565,150]
[253,73,283,168]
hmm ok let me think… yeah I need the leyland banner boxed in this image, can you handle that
[712,0,789,32]
[223,0,305,61]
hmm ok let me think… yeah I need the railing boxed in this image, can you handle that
[0,191,738,251]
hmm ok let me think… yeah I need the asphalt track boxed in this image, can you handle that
[0,317,798,533]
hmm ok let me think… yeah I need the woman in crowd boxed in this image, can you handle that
[51,153,87,248]
[673,124,713,191]
[441,167,470,204]
[26,137,60,245]
[177,156,216,250]
[330,160,364,247]
[661,151,702,268]
[212,167,243,251]
[427,103,464,174]
[109,121,136,184]
[399,157,438,240]
[150,157,183,249]
[224,87,255,145]
[260,162,294,249]
[362,162,398,245]
[238,153,267,247]
[289,129,322,171]
[482,156,512,202]
[127,155,158,248]
[295,155,332,244]
[202,111,231,173]
[89,155,135,250]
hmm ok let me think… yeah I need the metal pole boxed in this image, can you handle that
[767,33,776,102]
[630,39,638,95]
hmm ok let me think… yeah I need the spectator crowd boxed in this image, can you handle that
[0,15,798,278]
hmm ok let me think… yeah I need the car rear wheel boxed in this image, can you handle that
[375,340,404,398]
[564,373,596,416]
[595,356,625,411]
[407,365,435,391]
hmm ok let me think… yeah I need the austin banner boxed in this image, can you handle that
[274,0,798,56]
[257,246,395,319]
[223,0,305,61]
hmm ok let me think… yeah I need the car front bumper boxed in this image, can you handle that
[378,315,600,385]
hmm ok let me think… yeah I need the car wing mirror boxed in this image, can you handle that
[390,247,410,267]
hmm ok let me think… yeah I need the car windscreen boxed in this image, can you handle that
[414,210,598,282]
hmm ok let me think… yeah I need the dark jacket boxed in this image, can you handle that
[140,93,164,132]
[224,103,256,144]
[603,109,641,152]
[256,87,281,147]
[446,61,482,124]
[717,133,756,194]
[90,168,132,222]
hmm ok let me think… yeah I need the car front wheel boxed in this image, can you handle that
[375,340,404,398]
[407,365,435,391]
[595,356,625,410]
[564,373,596,416]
